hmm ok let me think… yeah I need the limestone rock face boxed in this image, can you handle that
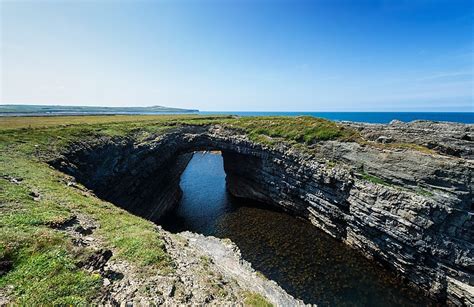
[51,121,473,305]
[345,120,474,159]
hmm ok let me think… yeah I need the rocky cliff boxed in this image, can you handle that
[51,120,473,305]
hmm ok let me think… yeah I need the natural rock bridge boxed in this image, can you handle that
[52,122,473,305]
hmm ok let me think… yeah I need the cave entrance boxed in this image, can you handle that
[159,151,234,234]
[158,150,280,234]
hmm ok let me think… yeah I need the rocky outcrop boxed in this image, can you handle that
[180,232,305,306]
[51,121,473,305]
[344,119,474,159]
[101,228,303,306]
[51,213,294,305]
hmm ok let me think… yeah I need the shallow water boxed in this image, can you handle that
[159,152,434,306]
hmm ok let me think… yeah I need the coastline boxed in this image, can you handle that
[1,110,472,124]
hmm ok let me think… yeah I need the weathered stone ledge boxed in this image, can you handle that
[180,231,307,306]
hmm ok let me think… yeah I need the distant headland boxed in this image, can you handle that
[0,104,199,116]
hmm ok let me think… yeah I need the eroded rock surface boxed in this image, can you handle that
[345,119,473,159]
[51,121,473,305]
[47,213,289,305]
[96,228,303,306]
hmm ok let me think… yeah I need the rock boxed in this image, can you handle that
[49,121,473,305]
[103,269,124,281]
[376,135,393,143]
[75,225,95,235]
[389,119,403,125]
[80,249,113,271]
[345,120,474,159]
[103,278,111,287]
[181,232,306,306]
[0,260,13,276]
[1,175,23,184]
[47,215,77,229]
[164,283,175,297]
[29,191,40,201]
[447,276,474,306]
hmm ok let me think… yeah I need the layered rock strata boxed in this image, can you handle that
[51,121,473,305]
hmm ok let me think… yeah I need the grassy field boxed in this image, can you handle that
[0,114,205,129]
[0,114,431,304]
[0,114,359,144]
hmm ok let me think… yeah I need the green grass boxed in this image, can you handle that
[226,116,360,145]
[0,114,227,130]
[0,247,101,305]
[359,171,436,197]
[415,187,435,197]
[0,118,179,303]
[0,114,359,146]
[360,172,391,186]
[0,178,100,304]
[243,291,273,307]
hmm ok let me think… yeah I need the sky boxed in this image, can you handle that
[1,0,473,112]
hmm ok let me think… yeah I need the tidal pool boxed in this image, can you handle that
[159,152,434,306]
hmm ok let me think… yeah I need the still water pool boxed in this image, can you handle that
[159,152,434,306]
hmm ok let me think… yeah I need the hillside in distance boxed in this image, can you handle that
[0,104,199,115]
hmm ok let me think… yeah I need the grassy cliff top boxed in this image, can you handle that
[0,114,359,144]
[0,114,357,304]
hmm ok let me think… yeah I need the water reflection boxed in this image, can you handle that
[159,152,433,306]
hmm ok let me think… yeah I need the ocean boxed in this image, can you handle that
[200,111,474,124]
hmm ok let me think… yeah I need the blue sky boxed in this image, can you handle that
[1,0,473,111]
